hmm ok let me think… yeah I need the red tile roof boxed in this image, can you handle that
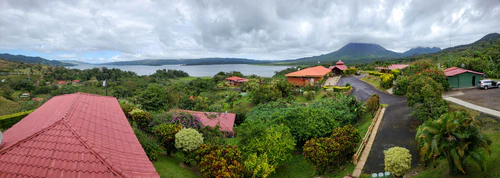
[0,92,159,178]
[225,76,248,82]
[285,66,331,77]
[173,110,236,135]
[329,60,348,71]
[444,67,484,77]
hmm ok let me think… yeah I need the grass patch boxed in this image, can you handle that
[153,153,200,178]
[173,76,211,83]
[360,75,388,92]
[0,96,18,116]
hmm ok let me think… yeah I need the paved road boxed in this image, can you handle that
[337,76,420,173]
[445,97,500,117]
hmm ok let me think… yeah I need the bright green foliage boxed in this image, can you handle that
[199,125,225,145]
[391,69,401,78]
[380,73,394,88]
[251,84,282,105]
[134,128,162,161]
[417,69,450,91]
[137,85,170,111]
[393,76,410,95]
[402,61,435,76]
[406,76,448,121]
[303,137,341,175]
[330,125,361,164]
[196,144,243,178]
[153,123,183,154]
[175,128,204,152]
[384,147,412,177]
[416,111,492,175]
[244,153,276,178]
[129,108,153,131]
[238,121,296,170]
[0,110,34,130]
[303,91,316,100]
[118,99,136,119]
[325,88,334,97]
[366,94,380,116]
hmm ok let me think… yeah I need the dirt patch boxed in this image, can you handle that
[454,88,500,111]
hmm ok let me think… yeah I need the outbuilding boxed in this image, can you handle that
[444,67,484,88]
[329,60,348,76]
[286,66,332,86]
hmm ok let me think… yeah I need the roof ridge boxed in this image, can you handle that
[60,120,123,177]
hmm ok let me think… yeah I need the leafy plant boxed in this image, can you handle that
[366,94,380,117]
[196,144,244,178]
[175,128,204,152]
[199,125,225,145]
[133,128,162,161]
[153,123,183,154]
[169,111,203,130]
[129,108,153,131]
[303,137,341,175]
[406,75,448,121]
[244,153,276,178]
[384,147,412,177]
[330,125,361,164]
[416,111,492,175]
[380,73,395,88]
[118,99,136,119]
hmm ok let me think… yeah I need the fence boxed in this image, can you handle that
[353,106,382,165]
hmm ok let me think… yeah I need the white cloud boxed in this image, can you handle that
[0,0,499,62]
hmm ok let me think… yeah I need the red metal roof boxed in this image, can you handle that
[225,76,248,82]
[285,66,332,77]
[444,67,484,77]
[376,64,409,70]
[329,60,348,71]
[172,110,236,135]
[0,92,159,178]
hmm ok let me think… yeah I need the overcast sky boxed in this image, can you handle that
[0,0,499,63]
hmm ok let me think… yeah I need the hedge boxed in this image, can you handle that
[0,110,34,130]
[323,86,352,92]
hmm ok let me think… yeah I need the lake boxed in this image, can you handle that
[69,64,292,77]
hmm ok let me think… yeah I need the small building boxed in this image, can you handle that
[172,109,236,136]
[225,76,249,86]
[73,79,81,84]
[0,92,159,177]
[20,92,30,98]
[444,67,484,88]
[57,80,69,86]
[376,64,409,73]
[285,66,332,86]
[329,60,348,75]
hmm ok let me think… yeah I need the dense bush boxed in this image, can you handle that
[129,108,153,131]
[196,144,243,178]
[244,153,276,178]
[168,111,203,130]
[393,76,410,95]
[118,99,136,119]
[0,110,34,130]
[384,147,412,177]
[366,94,380,116]
[238,120,296,170]
[175,128,204,152]
[137,85,170,111]
[153,123,183,154]
[303,137,341,175]
[380,73,394,88]
[303,91,316,100]
[199,125,225,145]
[325,88,334,97]
[407,75,448,121]
[251,84,282,105]
[134,128,162,161]
[417,68,450,91]
[323,86,352,92]
[330,125,361,164]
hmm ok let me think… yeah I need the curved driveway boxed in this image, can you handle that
[337,76,420,173]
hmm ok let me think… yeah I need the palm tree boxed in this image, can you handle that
[416,111,492,175]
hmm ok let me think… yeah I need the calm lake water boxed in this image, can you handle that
[69,64,292,77]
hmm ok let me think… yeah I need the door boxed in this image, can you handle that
[472,76,476,87]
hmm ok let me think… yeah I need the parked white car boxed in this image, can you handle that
[478,79,500,89]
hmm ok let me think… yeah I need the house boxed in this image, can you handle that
[329,60,348,75]
[31,97,44,102]
[172,109,236,136]
[286,66,332,86]
[444,67,484,88]
[20,92,30,98]
[0,92,159,177]
[376,64,409,73]
[225,76,249,86]
[73,79,81,84]
[57,80,69,86]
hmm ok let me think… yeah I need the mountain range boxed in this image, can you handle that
[1,33,498,66]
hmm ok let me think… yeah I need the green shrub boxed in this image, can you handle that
[384,147,411,177]
[118,99,136,119]
[199,125,225,145]
[196,144,243,178]
[330,125,361,164]
[345,83,351,87]
[391,69,401,79]
[175,128,204,152]
[244,153,276,178]
[366,94,380,116]
[323,86,352,92]
[325,88,334,97]
[393,76,410,95]
[0,110,34,129]
[303,137,341,175]
[133,128,162,161]
[304,91,316,100]
[374,72,383,76]
[368,71,376,75]
[380,73,394,88]
[129,108,153,131]
[153,123,183,154]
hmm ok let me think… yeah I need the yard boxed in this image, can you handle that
[360,75,388,93]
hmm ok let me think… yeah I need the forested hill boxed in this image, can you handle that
[0,53,75,66]
[101,58,272,66]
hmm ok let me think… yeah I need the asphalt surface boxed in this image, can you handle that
[337,76,420,173]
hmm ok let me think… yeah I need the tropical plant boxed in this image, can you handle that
[153,123,183,154]
[196,144,243,178]
[366,94,380,116]
[244,153,276,178]
[137,85,170,111]
[384,147,412,177]
[129,108,153,131]
[303,137,341,175]
[406,75,448,121]
[416,111,492,175]
[199,125,225,145]
[134,128,162,161]
[331,125,361,164]
[168,111,203,130]
[118,99,136,119]
[380,73,395,88]
[175,128,204,152]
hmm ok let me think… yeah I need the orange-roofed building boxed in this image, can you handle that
[226,76,249,86]
[285,66,332,86]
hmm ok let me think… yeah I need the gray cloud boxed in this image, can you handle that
[0,0,499,62]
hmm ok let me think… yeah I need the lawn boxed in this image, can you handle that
[0,96,18,116]
[153,153,200,178]
[408,104,500,177]
[172,76,211,83]
[295,90,328,103]
[360,75,388,93]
